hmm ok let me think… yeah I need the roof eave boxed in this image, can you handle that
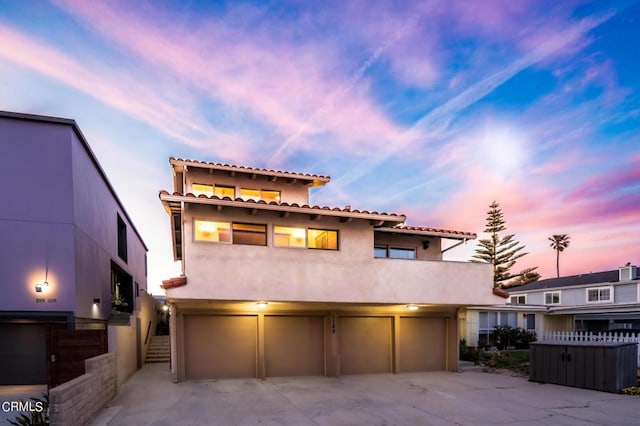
[169,158,331,187]
[375,227,476,240]
[159,192,405,225]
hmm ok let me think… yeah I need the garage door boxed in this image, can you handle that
[264,316,324,377]
[339,316,392,374]
[0,324,47,385]
[399,317,446,372]
[184,315,257,379]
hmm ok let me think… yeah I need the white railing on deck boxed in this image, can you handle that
[543,331,640,367]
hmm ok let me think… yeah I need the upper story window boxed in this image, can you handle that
[214,185,235,198]
[232,223,267,246]
[274,226,338,250]
[586,286,613,303]
[194,220,266,246]
[274,226,306,247]
[192,183,213,197]
[192,184,235,198]
[374,246,416,259]
[544,291,561,305]
[308,229,338,250]
[240,188,281,203]
[117,214,127,262]
[194,220,231,242]
[509,295,526,304]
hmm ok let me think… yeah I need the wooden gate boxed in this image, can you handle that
[46,329,108,388]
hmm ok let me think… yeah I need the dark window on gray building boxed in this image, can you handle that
[117,214,127,262]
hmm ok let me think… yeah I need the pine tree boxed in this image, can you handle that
[471,201,539,288]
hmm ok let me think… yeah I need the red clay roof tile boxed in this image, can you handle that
[161,276,187,290]
[169,157,331,181]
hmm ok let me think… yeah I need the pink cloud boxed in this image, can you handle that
[0,20,250,159]
[52,0,406,165]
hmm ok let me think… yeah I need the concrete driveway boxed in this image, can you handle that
[92,364,638,426]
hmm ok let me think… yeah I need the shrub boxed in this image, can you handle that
[459,339,480,363]
[491,325,536,350]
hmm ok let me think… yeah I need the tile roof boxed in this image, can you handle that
[376,224,477,240]
[159,190,405,221]
[509,270,620,293]
[169,157,331,185]
[387,225,477,239]
[493,287,510,299]
[161,276,187,290]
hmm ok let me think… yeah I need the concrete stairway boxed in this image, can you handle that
[145,335,170,363]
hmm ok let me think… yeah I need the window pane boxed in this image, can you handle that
[526,314,536,331]
[488,312,498,329]
[240,188,261,201]
[274,226,306,247]
[479,312,488,329]
[374,246,387,258]
[388,247,416,259]
[192,184,214,197]
[214,185,235,198]
[232,223,266,246]
[545,292,559,304]
[600,288,610,301]
[194,220,231,242]
[587,289,598,302]
[261,190,281,203]
[308,229,338,250]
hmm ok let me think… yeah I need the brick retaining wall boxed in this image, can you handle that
[49,352,117,426]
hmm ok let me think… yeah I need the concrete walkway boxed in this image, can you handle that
[92,364,639,425]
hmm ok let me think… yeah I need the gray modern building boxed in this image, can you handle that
[0,111,148,385]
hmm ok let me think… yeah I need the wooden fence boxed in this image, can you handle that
[543,331,640,367]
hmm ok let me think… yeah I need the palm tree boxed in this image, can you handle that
[548,234,570,278]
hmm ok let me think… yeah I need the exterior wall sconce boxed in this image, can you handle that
[422,240,430,250]
[162,303,169,312]
[35,281,49,293]
[407,304,419,311]
[93,298,101,305]
[256,301,268,309]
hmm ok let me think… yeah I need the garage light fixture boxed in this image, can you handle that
[35,281,49,293]
[256,301,268,309]
[93,298,101,305]
[407,304,419,311]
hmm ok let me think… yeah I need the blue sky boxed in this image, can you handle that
[1,0,639,293]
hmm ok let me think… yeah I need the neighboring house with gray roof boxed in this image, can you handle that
[508,263,640,334]
[461,263,639,348]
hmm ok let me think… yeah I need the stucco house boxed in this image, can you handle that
[0,111,151,386]
[159,157,503,381]
[462,263,640,348]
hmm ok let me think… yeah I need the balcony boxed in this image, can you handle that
[171,252,500,306]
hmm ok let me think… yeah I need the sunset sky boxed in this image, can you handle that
[1,0,639,294]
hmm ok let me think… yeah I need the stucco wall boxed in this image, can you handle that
[70,132,148,319]
[108,322,138,387]
[0,118,76,311]
[172,206,497,305]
